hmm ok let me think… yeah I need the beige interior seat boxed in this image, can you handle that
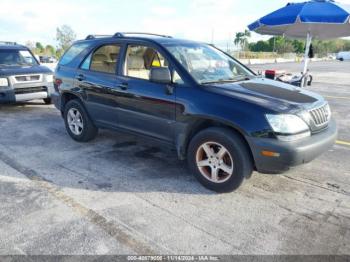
[90,54,108,72]
[127,54,150,79]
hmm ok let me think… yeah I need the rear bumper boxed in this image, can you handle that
[246,119,337,174]
[51,91,61,111]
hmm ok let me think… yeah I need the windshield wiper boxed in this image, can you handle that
[201,75,251,85]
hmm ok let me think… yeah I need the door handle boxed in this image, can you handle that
[165,85,174,95]
[118,83,128,90]
[76,74,85,81]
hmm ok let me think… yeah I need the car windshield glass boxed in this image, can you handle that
[0,49,38,67]
[165,43,253,84]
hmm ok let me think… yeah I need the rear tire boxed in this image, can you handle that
[64,99,98,142]
[187,127,253,193]
[43,98,52,104]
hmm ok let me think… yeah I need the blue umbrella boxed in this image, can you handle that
[248,0,350,83]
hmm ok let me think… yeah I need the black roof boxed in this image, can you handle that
[77,32,200,46]
[0,42,27,50]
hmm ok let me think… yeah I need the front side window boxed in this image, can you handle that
[124,45,169,80]
[0,49,38,67]
[165,43,253,84]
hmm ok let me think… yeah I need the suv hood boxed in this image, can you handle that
[205,77,325,113]
[0,64,52,76]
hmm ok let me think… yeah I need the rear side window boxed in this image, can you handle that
[81,44,121,74]
[59,43,90,66]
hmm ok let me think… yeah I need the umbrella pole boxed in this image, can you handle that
[302,33,312,87]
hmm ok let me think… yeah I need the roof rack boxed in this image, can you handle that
[85,35,112,40]
[113,32,172,38]
[0,41,17,45]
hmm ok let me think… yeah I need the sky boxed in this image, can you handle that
[1,0,350,49]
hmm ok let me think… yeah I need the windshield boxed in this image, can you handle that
[165,43,253,84]
[0,49,38,67]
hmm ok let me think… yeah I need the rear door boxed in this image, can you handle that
[75,43,123,127]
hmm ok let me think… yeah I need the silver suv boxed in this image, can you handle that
[0,41,54,104]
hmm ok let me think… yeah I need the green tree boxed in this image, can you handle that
[344,40,350,51]
[45,45,56,57]
[35,42,44,54]
[56,25,76,51]
[292,40,305,53]
[249,40,272,52]
[234,30,251,51]
[56,49,64,59]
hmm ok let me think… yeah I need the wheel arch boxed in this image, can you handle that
[60,92,84,113]
[176,117,255,171]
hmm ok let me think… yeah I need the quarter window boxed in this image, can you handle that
[80,53,92,70]
[83,44,121,74]
[125,45,169,80]
[59,43,90,66]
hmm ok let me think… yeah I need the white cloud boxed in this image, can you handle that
[0,0,349,49]
[151,6,176,16]
[142,0,253,49]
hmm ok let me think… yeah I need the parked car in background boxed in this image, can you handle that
[52,33,337,192]
[48,57,57,63]
[336,51,350,61]
[0,41,54,104]
[40,56,58,63]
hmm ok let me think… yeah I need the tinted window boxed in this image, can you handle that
[165,43,253,84]
[80,53,92,70]
[0,49,37,66]
[59,43,90,66]
[125,45,169,80]
[87,44,121,74]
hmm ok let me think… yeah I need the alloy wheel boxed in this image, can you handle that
[67,108,84,136]
[195,141,234,183]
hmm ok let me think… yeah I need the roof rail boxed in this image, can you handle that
[85,35,112,40]
[0,41,17,45]
[113,32,172,38]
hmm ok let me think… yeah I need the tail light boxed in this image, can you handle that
[54,77,62,91]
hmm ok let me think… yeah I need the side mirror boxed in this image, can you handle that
[150,67,171,84]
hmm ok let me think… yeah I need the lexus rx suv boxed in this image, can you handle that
[0,42,54,104]
[52,33,337,192]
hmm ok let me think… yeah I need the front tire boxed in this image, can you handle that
[64,99,98,142]
[187,127,253,193]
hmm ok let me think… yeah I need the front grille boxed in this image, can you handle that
[14,74,41,83]
[14,86,47,95]
[309,103,331,127]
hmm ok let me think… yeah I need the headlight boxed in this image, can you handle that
[265,114,310,141]
[46,74,54,83]
[0,78,9,87]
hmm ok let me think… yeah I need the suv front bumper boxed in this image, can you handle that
[246,118,337,174]
[0,84,54,103]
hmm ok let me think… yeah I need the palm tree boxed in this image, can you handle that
[234,30,251,51]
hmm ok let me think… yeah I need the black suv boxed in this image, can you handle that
[0,42,54,104]
[52,33,337,192]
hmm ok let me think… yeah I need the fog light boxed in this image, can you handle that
[261,151,280,157]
